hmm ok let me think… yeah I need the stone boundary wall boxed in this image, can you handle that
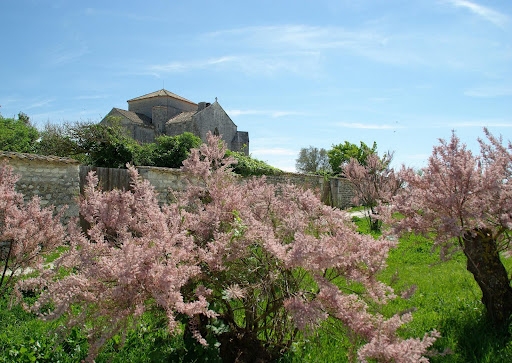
[264,172,354,209]
[1,151,355,219]
[0,152,81,220]
[134,166,190,203]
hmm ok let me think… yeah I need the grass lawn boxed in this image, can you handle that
[1,216,512,362]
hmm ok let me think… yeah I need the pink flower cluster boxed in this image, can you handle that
[389,128,512,257]
[0,163,65,296]
[18,166,215,360]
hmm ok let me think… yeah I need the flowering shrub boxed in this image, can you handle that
[178,133,438,362]
[18,133,438,362]
[0,163,65,297]
[17,166,214,361]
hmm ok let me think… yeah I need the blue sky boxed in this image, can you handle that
[1,0,511,171]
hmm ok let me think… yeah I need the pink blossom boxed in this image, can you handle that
[1,163,65,296]
[19,132,439,362]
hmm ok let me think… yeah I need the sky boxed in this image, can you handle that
[1,0,511,172]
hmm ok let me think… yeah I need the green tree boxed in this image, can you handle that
[327,141,377,175]
[36,119,200,169]
[295,146,331,174]
[36,121,84,161]
[145,132,202,168]
[227,150,282,176]
[70,119,141,168]
[0,113,39,153]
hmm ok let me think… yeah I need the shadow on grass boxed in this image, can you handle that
[433,307,512,363]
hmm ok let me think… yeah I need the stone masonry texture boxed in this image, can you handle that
[1,151,355,220]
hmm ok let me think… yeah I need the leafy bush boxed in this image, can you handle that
[37,119,141,168]
[135,132,202,168]
[226,150,282,176]
[0,113,39,153]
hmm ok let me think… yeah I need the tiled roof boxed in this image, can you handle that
[0,151,80,164]
[112,108,152,127]
[166,111,195,124]
[127,89,197,106]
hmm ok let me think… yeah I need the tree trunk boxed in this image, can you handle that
[0,240,13,296]
[218,331,273,363]
[463,228,512,326]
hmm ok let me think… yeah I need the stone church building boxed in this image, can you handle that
[101,89,249,154]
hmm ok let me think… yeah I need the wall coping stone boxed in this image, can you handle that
[0,151,80,164]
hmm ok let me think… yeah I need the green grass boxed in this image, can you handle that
[0,297,88,362]
[2,220,512,362]
[282,217,512,362]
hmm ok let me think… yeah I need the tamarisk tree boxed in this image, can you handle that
[17,165,215,361]
[178,133,438,362]
[0,163,65,297]
[389,129,512,325]
[343,152,401,232]
[19,133,438,362]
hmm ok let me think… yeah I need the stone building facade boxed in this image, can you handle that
[101,89,249,154]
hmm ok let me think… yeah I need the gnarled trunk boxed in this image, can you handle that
[463,228,512,326]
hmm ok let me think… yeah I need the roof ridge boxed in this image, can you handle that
[127,89,197,105]
[111,108,152,125]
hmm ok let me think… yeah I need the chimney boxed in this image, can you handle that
[198,102,211,111]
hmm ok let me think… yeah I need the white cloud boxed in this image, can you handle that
[148,19,510,78]
[149,52,321,77]
[446,0,509,28]
[227,109,263,117]
[0,96,20,109]
[206,25,486,69]
[402,117,512,129]
[334,122,401,130]
[206,25,386,51]
[47,43,89,66]
[149,56,255,73]
[26,99,55,110]
[391,116,512,130]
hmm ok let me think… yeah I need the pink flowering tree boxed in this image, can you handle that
[343,152,402,232]
[388,129,512,325]
[18,133,438,362]
[17,166,215,362]
[0,163,65,297]
[178,133,438,362]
